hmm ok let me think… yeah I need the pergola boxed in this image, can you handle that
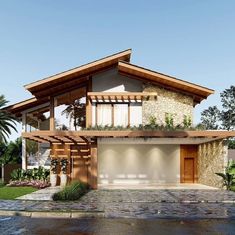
[22,130,235,145]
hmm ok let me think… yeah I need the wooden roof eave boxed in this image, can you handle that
[3,97,50,117]
[24,49,132,96]
[118,61,214,104]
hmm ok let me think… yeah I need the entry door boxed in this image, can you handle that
[180,145,198,183]
[184,158,194,183]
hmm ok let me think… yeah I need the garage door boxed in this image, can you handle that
[98,144,180,185]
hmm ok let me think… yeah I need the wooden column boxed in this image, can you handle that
[86,77,92,128]
[50,97,55,130]
[90,141,97,189]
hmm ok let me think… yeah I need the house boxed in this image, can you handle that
[5,49,235,189]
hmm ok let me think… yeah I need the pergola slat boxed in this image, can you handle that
[22,130,235,144]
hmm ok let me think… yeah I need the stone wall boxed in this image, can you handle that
[142,84,194,126]
[198,140,228,188]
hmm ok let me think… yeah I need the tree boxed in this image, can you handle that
[220,86,235,130]
[0,95,18,143]
[61,99,86,130]
[200,106,221,130]
[0,138,22,164]
[6,138,22,163]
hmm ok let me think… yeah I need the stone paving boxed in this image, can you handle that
[1,189,235,219]
[17,187,61,201]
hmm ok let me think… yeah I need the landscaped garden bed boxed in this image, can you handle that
[52,181,88,201]
[8,166,50,189]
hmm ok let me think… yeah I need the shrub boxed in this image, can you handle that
[183,115,192,128]
[216,160,235,190]
[10,167,50,181]
[9,167,50,188]
[52,181,88,201]
[165,113,174,129]
[0,179,5,187]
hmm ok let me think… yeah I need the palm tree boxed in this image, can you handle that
[0,138,22,164]
[0,95,18,143]
[61,99,86,130]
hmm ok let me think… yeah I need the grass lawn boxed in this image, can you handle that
[0,186,37,200]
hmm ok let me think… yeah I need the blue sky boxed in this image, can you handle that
[1,0,235,141]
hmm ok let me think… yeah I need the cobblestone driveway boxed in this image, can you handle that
[1,189,235,219]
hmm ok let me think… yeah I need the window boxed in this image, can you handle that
[97,104,112,126]
[94,103,142,127]
[114,104,128,127]
[130,103,142,126]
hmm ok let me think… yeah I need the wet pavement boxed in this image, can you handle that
[17,187,60,201]
[0,216,235,235]
[1,189,235,219]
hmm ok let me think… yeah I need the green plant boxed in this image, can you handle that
[165,113,174,129]
[0,138,22,164]
[52,181,88,201]
[26,139,38,156]
[0,95,18,143]
[60,159,69,174]
[149,115,157,126]
[215,160,235,190]
[61,98,86,130]
[10,168,25,181]
[183,115,192,128]
[10,167,50,182]
[51,159,58,174]
[0,179,5,187]
[36,166,50,181]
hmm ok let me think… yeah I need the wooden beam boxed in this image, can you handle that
[49,136,64,144]
[86,77,92,128]
[50,97,55,131]
[90,141,97,189]
[22,130,235,139]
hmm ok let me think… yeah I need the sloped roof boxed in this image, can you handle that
[4,97,49,117]
[25,49,132,98]
[118,61,214,104]
[4,48,215,116]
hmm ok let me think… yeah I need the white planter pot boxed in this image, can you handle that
[50,174,57,187]
[60,174,67,188]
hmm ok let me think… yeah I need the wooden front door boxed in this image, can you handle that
[184,158,194,183]
[180,145,198,183]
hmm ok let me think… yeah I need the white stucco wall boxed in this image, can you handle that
[92,68,143,92]
[91,68,143,126]
[98,143,180,185]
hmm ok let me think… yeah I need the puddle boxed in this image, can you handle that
[0,217,12,221]
[10,228,27,235]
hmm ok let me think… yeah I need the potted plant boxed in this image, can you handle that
[50,159,58,187]
[60,158,69,187]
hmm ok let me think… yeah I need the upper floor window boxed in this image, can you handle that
[54,87,86,130]
[93,103,142,127]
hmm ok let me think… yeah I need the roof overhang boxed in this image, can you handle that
[118,61,214,105]
[22,130,235,144]
[24,49,132,98]
[3,97,49,118]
